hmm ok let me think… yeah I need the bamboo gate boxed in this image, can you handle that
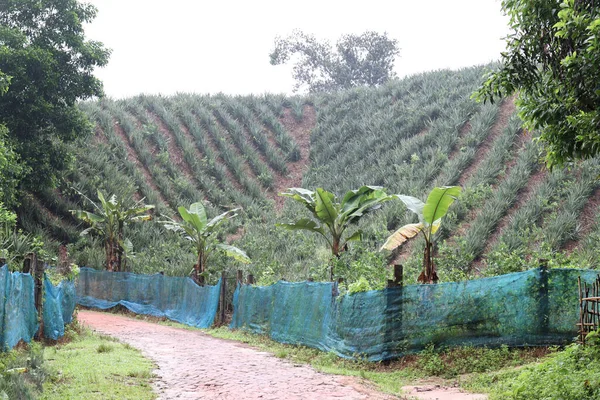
[578,274,600,344]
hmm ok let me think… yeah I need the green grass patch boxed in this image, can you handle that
[0,342,45,399]
[41,329,155,400]
[462,343,600,400]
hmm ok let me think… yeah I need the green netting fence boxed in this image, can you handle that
[76,267,221,328]
[230,267,598,361]
[0,265,76,349]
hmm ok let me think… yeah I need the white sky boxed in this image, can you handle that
[85,0,509,98]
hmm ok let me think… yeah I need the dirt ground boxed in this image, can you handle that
[78,310,396,400]
[402,385,487,400]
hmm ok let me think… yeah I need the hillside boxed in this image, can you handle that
[20,65,600,285]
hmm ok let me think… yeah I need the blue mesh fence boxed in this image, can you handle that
[0,265,76,349]
[231,267,599,361]
[76,267,221,328]
[43,276,77,340]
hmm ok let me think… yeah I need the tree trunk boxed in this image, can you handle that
[418,241,438,284]
[105,239,113,272]
[115,221,124,272]
[193,249,205,286]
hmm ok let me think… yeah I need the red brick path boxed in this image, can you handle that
[78,310,397,400]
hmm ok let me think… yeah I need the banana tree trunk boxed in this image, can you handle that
[115,221,124,272]
[193,249,206,286]
[105,240,113,272]
[418,241,439,284]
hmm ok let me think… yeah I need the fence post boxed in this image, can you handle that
[387,264,403,288]
[538,259,549,336]
[0,257,5,266]
[384,264,404,365]
[33,257,44,340]
[23,252,35,274]
[247,274,254,285]
[219,271,226,325]
[236,270,243,286]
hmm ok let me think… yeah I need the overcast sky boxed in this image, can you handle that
[85,0,509,99]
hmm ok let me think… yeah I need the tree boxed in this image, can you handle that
[160,202,251,285]
[474,0,600,166]
[71,190,154,272]
[0,0,110,190]
[269,30,399,93]
[278,186,393,280]
[380,186,461,284]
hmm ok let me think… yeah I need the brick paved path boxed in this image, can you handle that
[78,310,397,400]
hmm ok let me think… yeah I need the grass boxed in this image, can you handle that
[41,328,155,400]
[462,343,600,400]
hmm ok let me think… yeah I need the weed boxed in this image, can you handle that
[96,343,114,353]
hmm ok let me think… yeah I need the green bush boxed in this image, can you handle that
[485,343,600,400]
[0,343,46,400]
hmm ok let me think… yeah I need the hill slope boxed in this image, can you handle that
[20,65,600,285]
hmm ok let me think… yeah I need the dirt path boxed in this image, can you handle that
[78,310,397,400]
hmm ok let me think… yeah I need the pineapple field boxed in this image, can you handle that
[19,65,600,288]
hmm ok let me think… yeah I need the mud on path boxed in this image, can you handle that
[78,310,396,400]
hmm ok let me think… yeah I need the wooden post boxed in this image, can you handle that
[236,270,243,285]
[387,265,404,288]
[579,276,584,343]
[33,257,44,339]
[538,259,549,336]
[247,274,254,285]
[23,252,35,274]
[0,257,5,266]
[394,264,403,286]
[219,271,226,325]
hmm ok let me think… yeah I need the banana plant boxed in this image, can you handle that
[380,186,461,284]
[160,201,250,285]
[71,190,154,272]
[278,186,393,280]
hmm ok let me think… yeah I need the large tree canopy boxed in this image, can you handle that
[475,0,600,166]
[269,30,399,93]
[0,0,110,190]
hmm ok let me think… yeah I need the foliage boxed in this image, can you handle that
[160,201,250,284]
[270,30,399,93]
[278,186,392,279]
[71,190,154,271]
[475,0,600,166]
[0,342,45,400]
[20,66,600,284]
[332,242,389,292]
[468,343,600,400]
[0,0,110,189]
[381,186,461,283]
[0,223,47,267]
[0,125,24,208]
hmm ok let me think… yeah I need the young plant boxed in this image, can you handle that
[278,186,392,280]
[71,190,154,272]
[160,201,250,285]
[381,186,461,284]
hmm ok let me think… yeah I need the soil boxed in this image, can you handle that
[111,120,168,206]
[471,167,549,271]
[458,98,516,187]
[563,186,600,253]
[274,106,316,211]
[402,384,487,400]
[78,310,396,400]
[150,113,199,189]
